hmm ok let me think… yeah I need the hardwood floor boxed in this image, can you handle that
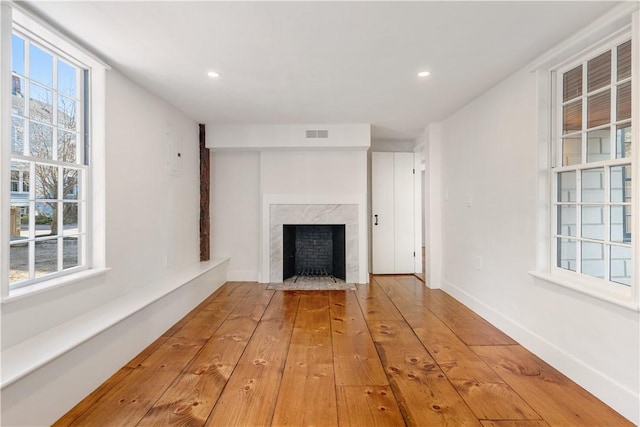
[54,276,632,427]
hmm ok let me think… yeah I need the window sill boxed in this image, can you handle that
[2,268,111,304]
[528,270,638,312]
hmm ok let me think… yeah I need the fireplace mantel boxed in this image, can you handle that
[260,194,368,284]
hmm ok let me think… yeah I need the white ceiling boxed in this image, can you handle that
[26,1,619,141]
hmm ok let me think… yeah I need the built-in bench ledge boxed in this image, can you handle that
[0,258,229,389]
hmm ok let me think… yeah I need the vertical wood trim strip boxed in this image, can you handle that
[199,123,210,261]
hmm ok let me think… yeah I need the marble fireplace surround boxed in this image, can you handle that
[261,194,367,284]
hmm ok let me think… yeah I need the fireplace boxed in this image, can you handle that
[283,225,346,281]
[265,201,363,284]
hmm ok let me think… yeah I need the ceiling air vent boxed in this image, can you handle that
[305,129,329,139]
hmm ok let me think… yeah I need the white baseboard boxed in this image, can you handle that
[0,259,229,426]
[440,278,639,425]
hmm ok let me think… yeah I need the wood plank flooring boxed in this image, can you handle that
[54,276,633,427]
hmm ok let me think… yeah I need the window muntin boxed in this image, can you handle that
[8,30,88,289]
[554,39,633,287]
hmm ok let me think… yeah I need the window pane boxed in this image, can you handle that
[582,205,604,240]
[610,245,631,286]
[9,203,29,240]
[557,205,576,236]
[624,169,632,203]
[11,116,25,154]
[58,59,77,98]
[617,40,631,81]
[62,201,76,224]
[35,202,57,237]
[587,50,611,92]
[558,171,576,202]
[563,101,582,134]
[58,131,77,163]
[58,95,77,131]
[587,90,610,129]
[9,161,30,195]
[19,204,29,239]
[557,238,576,271]
[563,65,582,102]
[581,241,604,279]
[10,170,18,191]
[30,83,53,123]
[617,82,631,121]
[611,165,631,203]
[586,129,610,163]
[610,205,624,242]
[30,44,53,87]
[616,125,632,159]
[581,168,604,202]
[562,136,581,166]
[30,122,53,159]
[63,237,79,270]
[35,238,58,278]
[63,168,79,199]
[9,241,30,284]
[624,205,632,242]
[12,76,25,115]
[11,34,25,75]
[63,203,78,233]
[35,165,58,199]
[610,206,632,243]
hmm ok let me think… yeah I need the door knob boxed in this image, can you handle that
[374,214,379,225]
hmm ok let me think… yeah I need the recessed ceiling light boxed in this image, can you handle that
[207,71,221,78]
[417,71,430,77]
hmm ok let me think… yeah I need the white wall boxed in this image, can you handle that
[1,69,228,426]
[211,151,260,281]
[370,139,415,152]
[261,150,367,195]
[423,124,443,288]
[433,66,639,423]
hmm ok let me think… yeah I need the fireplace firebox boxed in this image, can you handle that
[282,224,346,281]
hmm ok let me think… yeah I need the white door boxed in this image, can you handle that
[372,152,395,274]
[372,152,415,274]
[394,153,415,273]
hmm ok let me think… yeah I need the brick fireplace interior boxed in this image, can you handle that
[282,224,346,281]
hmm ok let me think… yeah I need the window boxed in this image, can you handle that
[2,4,108,299]
[8,31,87,288]
[553,38,633,287]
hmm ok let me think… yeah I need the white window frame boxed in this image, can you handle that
[529,4,640,311]
[1,3,109,302]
